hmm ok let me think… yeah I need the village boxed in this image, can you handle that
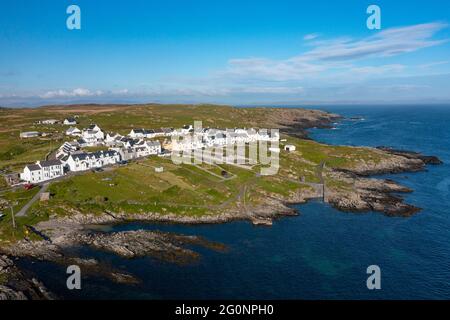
[15,117,285,185]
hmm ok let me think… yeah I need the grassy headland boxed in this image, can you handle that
[0,103,433,244]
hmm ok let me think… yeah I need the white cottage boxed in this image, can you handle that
[21,160,65,183]
[66,127,82,136]
[66,150,120,172]
[64,118,77,125]
[81,124,105,146]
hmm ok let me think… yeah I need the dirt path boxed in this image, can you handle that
[16,183,49,217]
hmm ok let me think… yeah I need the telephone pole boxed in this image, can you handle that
[10,205,16,229]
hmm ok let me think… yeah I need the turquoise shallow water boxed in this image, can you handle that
[19,106,450,299]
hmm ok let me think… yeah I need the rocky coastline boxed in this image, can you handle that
[0,107,443,299]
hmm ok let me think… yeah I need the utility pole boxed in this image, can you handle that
[10,205,16,229]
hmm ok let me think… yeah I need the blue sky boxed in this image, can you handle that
[1,0,450,106]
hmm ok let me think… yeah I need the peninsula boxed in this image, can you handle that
[0,104,441,299]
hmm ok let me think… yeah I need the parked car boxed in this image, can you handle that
[24,183,35,190]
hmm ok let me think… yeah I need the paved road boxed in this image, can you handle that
[16,183,49,217]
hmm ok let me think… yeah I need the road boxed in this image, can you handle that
[16,183,49,217]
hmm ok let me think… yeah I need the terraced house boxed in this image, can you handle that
[66,150,121,172]
[81,124,105,146]
[20,160,65,183]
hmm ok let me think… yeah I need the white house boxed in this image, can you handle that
[203,130,227,147]
[258,130,279,142]
[172,135,204,151]
[129,129,157,139]
[64,118,77,125]
[161,127,174,136]
[86,124,102,132]
[66,150,120,172]
[20,131,40,139]
[284,145,296,152]
[105,133,123,145]
[81,125,105,146]
[66,127,82,136]
[181,125,193,134]
[145,140,162,155]
[56,141,81,158]
[21,160,65,183]
[40,119,59,125]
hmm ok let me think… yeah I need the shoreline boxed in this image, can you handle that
[0,106,443,299]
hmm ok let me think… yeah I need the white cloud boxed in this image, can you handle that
[40,88,104,99]
[303,33,320,41]
[221,22,448,81]
[304,22,448,61]
[419,60,449,69]
[348,64,406,75]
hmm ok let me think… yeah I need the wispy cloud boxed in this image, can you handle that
[304,22,448,61]
[39,88,104,99]
[221,22,448,81]
[303,33,320,41]
[419,60,449,69]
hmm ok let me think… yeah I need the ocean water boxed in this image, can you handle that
[19,106,450,299]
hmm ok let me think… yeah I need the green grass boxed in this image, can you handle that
[0,187,47,243]
[0,104,396,243]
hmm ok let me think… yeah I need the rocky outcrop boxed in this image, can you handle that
[271,108,342,139]
[4,240,140,286]
[66,230,227,264]
[0,255,54,300]
[377,147,443,165]
[325,171,420,217]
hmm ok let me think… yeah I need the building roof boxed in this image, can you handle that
[26,164,41,171]
[70,150,118,161]
[39,160,63,167]
[147,141,161,147]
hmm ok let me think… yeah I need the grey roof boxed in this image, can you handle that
[40,160,63,167]
[26,164,41,171]
[147,141,161,147]
[132,129,155,134]
[71,150,118,161]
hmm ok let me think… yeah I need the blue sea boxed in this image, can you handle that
[20,106,450,299]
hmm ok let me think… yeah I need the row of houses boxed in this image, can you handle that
[21,160,65,184]
[65,124,105,146]
[20,150,122,183]
[35,117,78,125]
[128,125,192,139]
[20,123,279,184]
[20,118,79,139]
[172,128,279,151]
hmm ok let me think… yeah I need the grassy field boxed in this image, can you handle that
[0,104,390,243]
[0,186,45,244]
